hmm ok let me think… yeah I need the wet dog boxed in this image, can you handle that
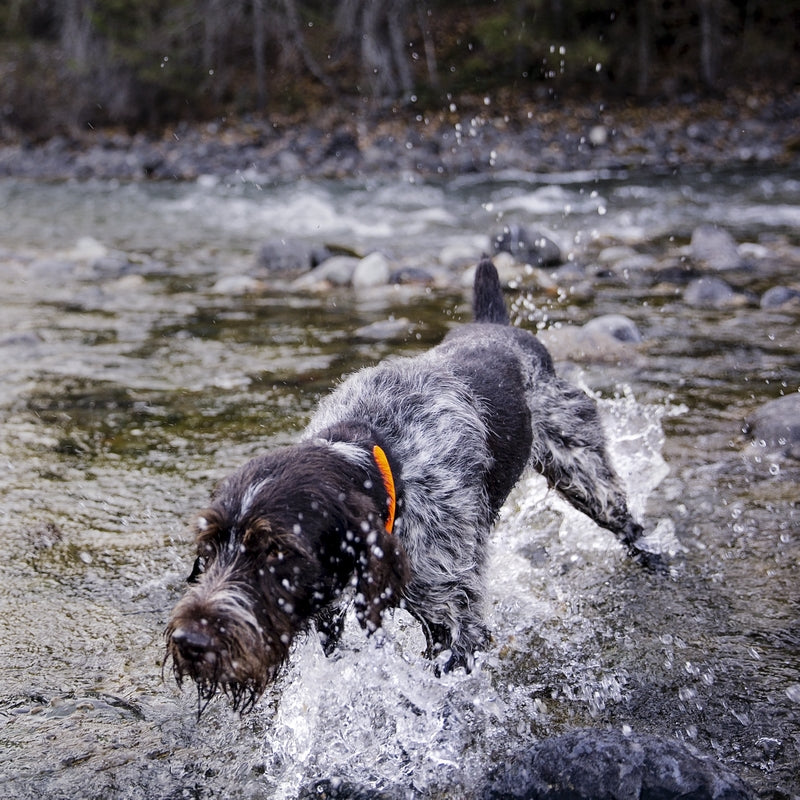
[165,257,651,714]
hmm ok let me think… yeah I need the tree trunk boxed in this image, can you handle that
[417,2,440,90]
[253,0,267,110]
[636,0,651,96]
[699,0,720,89]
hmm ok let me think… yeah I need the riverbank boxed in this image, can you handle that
[1,89,798,182]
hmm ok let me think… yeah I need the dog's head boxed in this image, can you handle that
[165,442,408,714]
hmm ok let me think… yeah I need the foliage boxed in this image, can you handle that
[0,0,798,136]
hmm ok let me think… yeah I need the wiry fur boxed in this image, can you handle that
[165,257,651,714]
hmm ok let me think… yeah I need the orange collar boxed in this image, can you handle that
[372,445,396,534]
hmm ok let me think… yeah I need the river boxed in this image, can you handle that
[1,166,798,797]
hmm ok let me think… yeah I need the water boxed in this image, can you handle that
[1,167,799,798]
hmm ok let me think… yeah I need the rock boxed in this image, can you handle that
[597,245,638,264]
[492,224,562,267]
[389,266,436,285]
[352,251,392,289]
[611,254,659,275]
[354,317,412,340]
[210,275,265,295]
[298,780,393,800]
[290,255,360,290]
[684,276,744,308]
[482,729,757,800]
[582,314,643,343]
[690,225,745,270]
[760,285,800,309]
[538,316,643,364]
[256,238,314,274]
[744,394,800,454]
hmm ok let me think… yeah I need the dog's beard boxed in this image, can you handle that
[166,571,292,716]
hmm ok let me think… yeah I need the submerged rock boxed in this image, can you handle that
[353,317,413,341]
[483,729,756,800]
[744,394,800,457]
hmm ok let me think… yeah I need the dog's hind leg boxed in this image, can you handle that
[528,376,655,565]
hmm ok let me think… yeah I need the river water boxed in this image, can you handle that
[0,167,798,798]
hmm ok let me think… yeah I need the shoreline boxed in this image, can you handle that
[1,90,798,183]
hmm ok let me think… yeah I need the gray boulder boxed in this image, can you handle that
[690,225,745,271]
[256,238,314,274]
[744,394,800,456]
[483,729,756,800]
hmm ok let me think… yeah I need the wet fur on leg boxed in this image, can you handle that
[165,257,650,712]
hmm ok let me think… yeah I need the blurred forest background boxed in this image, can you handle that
[1,0,798,139]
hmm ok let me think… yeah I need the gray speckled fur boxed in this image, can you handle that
[304,277,643,668]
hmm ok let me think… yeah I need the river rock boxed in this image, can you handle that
[354,317,412,340]
[210,275,265,295]
[744,394,800,456]
[256,238,314,274]
[290,255,360,290]
[684,276,745,308]
[760,285,800,309]
[482,729,757,800]
[352,251,392,288]
[538,314,643,364]
[390,265,436,285]
[583,314,643,343]
[492,224,562,267]
[690,225,745,271]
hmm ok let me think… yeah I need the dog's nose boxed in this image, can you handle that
[171,627,213,661]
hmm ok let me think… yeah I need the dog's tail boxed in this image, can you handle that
[472,256,510,325]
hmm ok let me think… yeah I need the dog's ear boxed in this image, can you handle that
[353,527,409,633]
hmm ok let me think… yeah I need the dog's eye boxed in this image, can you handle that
[187,556,206,584]
[265,543,286,563]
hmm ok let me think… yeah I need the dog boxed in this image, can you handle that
[165,257,653,714]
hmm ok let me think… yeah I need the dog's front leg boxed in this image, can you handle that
[315,603,347,656]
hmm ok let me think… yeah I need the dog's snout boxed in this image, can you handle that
[171,627,214,661]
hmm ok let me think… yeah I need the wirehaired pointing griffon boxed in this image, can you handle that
[166,257,653,714]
